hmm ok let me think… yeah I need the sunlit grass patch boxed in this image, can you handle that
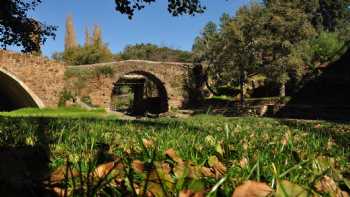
[0,114,349,196]
[0,107,109,118]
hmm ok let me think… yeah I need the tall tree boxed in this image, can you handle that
[1,0,206,52]
[264,0,350,31]
[0,0,56,52]
[257,1,317,96]
[193,5,264,103]
[221,3,264,103]
[84,27,91,47]
[92,25,102,47]
[64,15,77,50]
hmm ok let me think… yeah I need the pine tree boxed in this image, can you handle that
[64,15,77,50]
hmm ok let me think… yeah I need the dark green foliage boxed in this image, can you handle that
[0,0,56,52]
[310,31,345,63]
[194,0,350,99]
[264,0,350,31]
[114,0,205,19]
[94,65,114,78]
[119,43,193,62]
[58,89,75,107]
[81,96,93,106]
[53,38,113,65]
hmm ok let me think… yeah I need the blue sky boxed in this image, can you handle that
[28,0,249,57]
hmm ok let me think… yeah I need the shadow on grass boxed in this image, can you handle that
[0,117,57,196]
[0,115,206,196]
[276,47,350,122]
[277,119,350,149]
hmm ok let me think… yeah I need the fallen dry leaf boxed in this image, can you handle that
[49,165,79,184]
[94,161,123,178]
[239,157,249,169]
[200,166,216,178]
[208,156,227,176]
[132,160,144,173]
[161,162,171,174]
[276,180,312,197]
[232,181,272,197]
[52,187,69,197]
[179,189,205,197]
[243,143,249,151]
[341,192,350,197]
[165,148,183,163]
[315,176,349,197]
[142,138,155,149]
[315,176,338,193]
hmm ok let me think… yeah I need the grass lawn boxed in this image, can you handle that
[0,108,349,196]
[0,107,110,118]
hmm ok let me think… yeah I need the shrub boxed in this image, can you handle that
[311,32,345,63]
[58,89,75,107]
[94,65,114,78]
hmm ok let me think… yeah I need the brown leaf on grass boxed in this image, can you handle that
[315,176,338,193]
[50,165,80,184]
[208,156,227,176]
[132,160,144,173]
[142,138,155,149]
[147,182,164,197]
[161,162,171,174]
[232,181,272,197]
[94,161,124,178]
[243,142,249,151]
[174,160,186,178]
[315,176,348,197]
[52,187,68,197]
[276,180,312,197]
[239,157,249,169]
[179,189,205,197]
[281,130,292,145]
[200,166,216,178]
[172,161,201,179]
[165,148,183,163]
[341,192,350,197]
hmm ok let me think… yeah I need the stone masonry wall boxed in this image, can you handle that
[0,50,66,107]
[0,50,189,110]
[65,60,189,110]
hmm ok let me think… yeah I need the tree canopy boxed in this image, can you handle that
[52,17,113,65]
[114,0,205,19]
[0,0,56,52]
[193,0,349,100]
[118,43,193,62]
[0,0,207,52]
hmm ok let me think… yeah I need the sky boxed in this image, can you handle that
[27,0,249,57]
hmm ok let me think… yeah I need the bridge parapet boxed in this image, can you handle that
[0,50,66,107]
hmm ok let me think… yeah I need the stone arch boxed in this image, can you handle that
[111,70,169,114]
[0,68,45,111]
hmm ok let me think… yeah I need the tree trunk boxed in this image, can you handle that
[279,82,286,97]
[239,65,245,106]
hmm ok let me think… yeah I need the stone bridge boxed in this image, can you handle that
[0,50,191,112]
